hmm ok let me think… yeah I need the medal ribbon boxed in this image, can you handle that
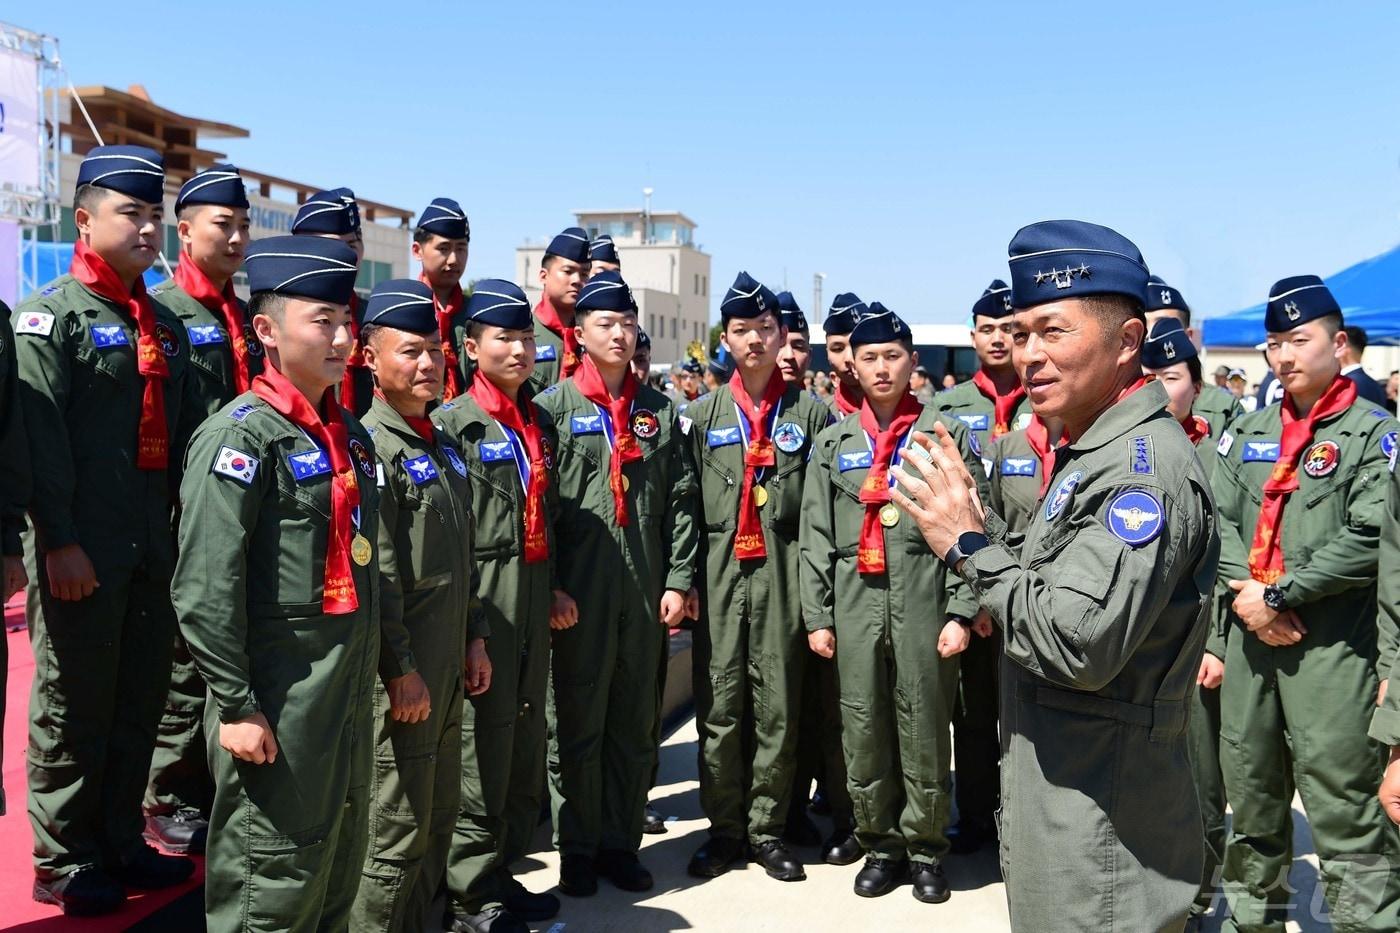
[468,374,551,562]
[856,393,922,575]
[572,355,641,526]
[729,368,786,561]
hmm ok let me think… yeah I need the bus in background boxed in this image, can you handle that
[807,323,976,386]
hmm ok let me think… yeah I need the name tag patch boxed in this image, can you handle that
[956,413,989,431]
[1241,441,1280,462]
[404,455,440,486]
[187,324,225,345]
[707,426,741,448]
[212,445,259,484]
[91,324,129,347]
[839,450,873,472]
[535,345,558,362]
[571,414,604,435]
[288,449,331,481]
[480,441,516,463]
[1001,457,1037,476]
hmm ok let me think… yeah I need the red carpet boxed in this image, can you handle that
[2,595,204,931]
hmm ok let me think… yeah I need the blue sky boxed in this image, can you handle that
[23,1,1400,324]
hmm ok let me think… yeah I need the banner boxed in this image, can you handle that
[0,43,40,198]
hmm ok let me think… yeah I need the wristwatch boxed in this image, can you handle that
[1262,583,1288,612]
[942,531,989,570]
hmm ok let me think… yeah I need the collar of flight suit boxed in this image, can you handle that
[368,394,440,447]
[1064,378,1170,454]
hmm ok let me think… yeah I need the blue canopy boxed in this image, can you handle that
[1202,244,1400,347]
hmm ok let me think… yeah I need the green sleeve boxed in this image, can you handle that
[542,414,564,592]
[1373,465,1400,684]
[374,456,416,682]
[0,310,31,556]
[171,324,208,489]
[171,425,266,722]
[942,416,984,620]
[798,436,838,633]
[11,303,78,550]
[1209,438,1253,589]
[663,416,700,593]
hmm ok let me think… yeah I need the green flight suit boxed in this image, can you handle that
[536,378,699,856]
[1212,395,1400,932]
[525,315,568,396]
[145,279,264,823]
[936,377,1032,832]
[434,394,560,915]
[172,392,381,933]
[12,278,202,880]
[1194,383,1244,440]
[982,429,1042,543]
[1367,446,1400,746]
[686,381,832,844]
[350,396,484,932]
[959,380,1219,932]
[798,407,980,863]
[0,305,31,818]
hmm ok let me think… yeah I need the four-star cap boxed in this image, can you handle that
[362,279,436,333]
[76,145,165,205]
[1007,219,1150,310]
[971,278,1014,320]
[292,188,359,235]
[823,292,869,336]
[546,227,592,264]
[175,163,249,213]
[849,301,912,347]
[464,279,532,330]
[1141,318,1198,369]
[775,291,808,335]
[720,271,779,321]
[576,270,638,314]
[589,234,621,266]
[1264,275,1342,333]
[416,197,470,240]
[244,235,359,304]
[1144,274,1189,315]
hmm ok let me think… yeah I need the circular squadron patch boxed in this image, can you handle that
[773,422,807,454]
[1302,440,1340,479]
[1106,489,1164,546]
[631,408,660,439]
[1044,470,1083,521]
[349,438,376,479]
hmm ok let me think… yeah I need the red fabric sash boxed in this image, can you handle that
[857,393,923,575]
[972,369,1026,438]
[70,242,170,469]
[340,294,364,411]
[534,297,581,378]
[253,365,361,614]
[420,273,465,400]
[1248,375,1358,583]
[833,380,862,416]
[572,355,641,526]
[1183,414,1210,446]
[374,391,436,443]
[175,258,253,394]
[729,368,786,561]
[1025,415,1060,499]
[468,375,551,563]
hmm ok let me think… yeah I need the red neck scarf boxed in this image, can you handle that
[374,391,435,443]
[468,375,551,563]
[572,356,641,526]
[71,242,170,469]
[730,369,786,561]
[340,294,364,411]
[972,368,1026,438]
[534,297,581,378]
[253,366,361,614]
[1025,415,1062,498]
[420,273,465,400]
[175,257,253,394]
[1182,414,1210,447]
[1248,375,1357,583]
[856,393,923,575]
[834,379,862,416]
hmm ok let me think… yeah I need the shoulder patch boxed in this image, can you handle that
[540,383,561,395]
[228,403,257,422]
[1130,435,1154,475]
[678,415,693,436]
[1216,432,1234,456]
[1380,431,1397,462]
[443,445,468,477]
[1106,489,1164,546]
[212,445,259,484]
[40,285,59,297]
[16,311,55,336]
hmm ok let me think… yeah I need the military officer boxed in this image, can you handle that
[172,235,378,932]
[819,293,866,417]
[413,197,472,400]
[589,234,622,277]
[1144,275,1242,438]
[775,291,813,388]
[535,270,699,895]
[892,220,1220,932]
[0,299,31,820]
[684,271,832,883]
[1212,276,1400,931]
[1371,440,1400,825]
[144,162,258,856]
[15,145,202,915]
[437,280,564,933]
[349,279,491,931]
[528,226,590,393]
[800,304,984,903]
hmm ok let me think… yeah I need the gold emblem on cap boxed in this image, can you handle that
[879,503,900,527]
[351,534,373,567]
[752,485,769,507]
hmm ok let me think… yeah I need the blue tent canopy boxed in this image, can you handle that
[1202,244,1400,347]
[18,241,167,298]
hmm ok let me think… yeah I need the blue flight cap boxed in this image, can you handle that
[1264,275,1342,333]
[292,189,358,235]
[464,279,532,330]
[546,227,591,264]
[720,271,779,321]
[1141,318,1198,369]
[576,270,638,315]
[636,328,651,350]
[849,302,912,347]
[175,163,249,213]
[417,197,470,240]
[775,291,808,334]
[589,235,621,265]
[363,279,436,334]
[971,278,1014,320]
[1144,274,1190,315]
[76,145,165,205]
[1008,220,1150,309]
[244,235,358,304]
[823,292,869,336]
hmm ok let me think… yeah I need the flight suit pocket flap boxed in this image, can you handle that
[247,824,326,853]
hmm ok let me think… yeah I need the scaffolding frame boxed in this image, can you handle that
[0,21,62,298]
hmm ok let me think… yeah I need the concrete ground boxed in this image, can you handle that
[446,715,1331,933]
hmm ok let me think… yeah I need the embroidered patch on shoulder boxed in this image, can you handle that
[212,445,259,484]
[1045,470,1083,521]
[1217,432,1234,456]
[1380,431,1397,461]
[773,421,806,454]
[228,403,257,422]
[443,446,467,477]
[1130,435,1154,475]
[40,285,59,297]
[1106,489,1164,546]
[16,311,55,336]
[540,383,561,395]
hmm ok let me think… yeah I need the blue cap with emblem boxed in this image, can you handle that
[292,189,359,236]
[720,271,779,321]
[971,278,1014,320]
[333,188,361,233]
[76,145,165,205]
[775,291,808,334]
[546,227,591,264]
[636,328,651,350]
[244,235,359,304]
[464,279,532,330]
[1144,275,1189,314]
[1264,275,1342,333]
[589,234,621,266]
[416,197,470,240]
[175,163,248,213]
[1008,219,1150,310]
[576,270,638,315]
[1141,318,1198,369]
[849,302,912,347]
[363,279,436,334]
[680,359,703,375]
[823,292,869,335]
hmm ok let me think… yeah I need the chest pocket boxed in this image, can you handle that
[395,455,458,589]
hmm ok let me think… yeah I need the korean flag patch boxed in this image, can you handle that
[1105,489,1164,547]
[404,455,440,486]
[212,445,259,484]
[16,311,54,337]
[1217,432,1234,457]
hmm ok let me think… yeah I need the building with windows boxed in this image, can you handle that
[516,208,711,364]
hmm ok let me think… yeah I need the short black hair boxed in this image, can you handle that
[1186,355,1203,385]
[248,291,286,321]
[73,183,110,214]
[414,227,470,246]
[1344,324,1367,352]
[359,322,384,347]
[575,304,637,321]
[1082,294,1146,338]
[466,320,487,341]
[1319,312,1344,338]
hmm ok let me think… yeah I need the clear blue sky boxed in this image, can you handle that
[22,1,1400,324]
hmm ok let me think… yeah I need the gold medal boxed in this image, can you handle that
[879,503,900,528]
[351,533,373,567]
[622,475,631,492]
[752,485,769,507]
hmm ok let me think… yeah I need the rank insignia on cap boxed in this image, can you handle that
[349,438,376,478]
[404,455,440,486]
[1302,440,1340,478]
[91,324,129,347]
[1001,457,1036,476]
[289,449,332,481]
[773,422,806,454]
[480,441,516,462]
[1285,301,1300,321]
[1106,489,1163,546]
[443,446,467,477]
[571,414,604,435]
[632,409,660,439]
[213,445,259,484]
[1045,470,1083,520]
[1381,431,1397,461]
[17,311,55,336]
[1160,288,1173,305]
[707,426,741,448]
[1034,264,1091,290]
[839,450,873,472]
